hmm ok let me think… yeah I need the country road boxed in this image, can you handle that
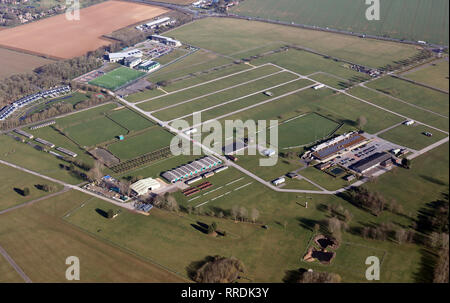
[0,245,32,283]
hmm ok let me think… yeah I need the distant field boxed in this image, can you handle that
[89,67,145,91]
[167,17,420,68]
[403,59,449,91]
[0,1,167,58]
[0,48,53,79]
[232,0,449,45]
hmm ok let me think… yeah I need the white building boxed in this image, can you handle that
[272,177,286,186]
[130,178,161,196]
[108,50,143,63]
[151,35,182,47]
[184,128,198,135]
[124,56,142,68]
[263,149,276,157]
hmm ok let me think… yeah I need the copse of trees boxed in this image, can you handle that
[346,186,386,216]
[193,256,245,283]
[297,270,341,283]
[151,193,180,212]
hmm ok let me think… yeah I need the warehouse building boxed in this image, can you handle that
[56,147,78,158]
[14,129,34,139]
[349,152,392,174]
[108,49,143,63]
[162,155,223,183]
[35,138,55,148]
[307,132,369,162]
[130,178,161,196]
[124,56,142,68]
[150,35,182,47]
[223,140,247,155]
[138,60,160,72]
[30,121,56,130]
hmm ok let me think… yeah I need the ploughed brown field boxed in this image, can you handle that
[0,0,167,59]
[0,48,55,79]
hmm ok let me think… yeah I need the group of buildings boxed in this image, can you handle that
[304,131,401,176]
[13,127,78,158]
[0,85,71,121]
[107,34,181,71]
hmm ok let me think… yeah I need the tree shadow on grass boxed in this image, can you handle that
[413,248,438,283]
[282,268,307,283]
[191,221,209,234]
[420,175,447,186]
[13,188,25,196]
[95,208,108,218]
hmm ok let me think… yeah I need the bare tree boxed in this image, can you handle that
[238,206,248,222]
[118,180,131,196]
[231,205,239,222]
[357,115,367,130]
[88,160,104,181]
[250,208,260,224]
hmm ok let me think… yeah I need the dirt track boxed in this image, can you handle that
[0,1,167,59]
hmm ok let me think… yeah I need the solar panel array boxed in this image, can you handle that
[313,134,366,160]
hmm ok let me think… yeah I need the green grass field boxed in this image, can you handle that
[366,76,449,117]
[0,190,186,282]
[152,71,299,121]
[403,60,449,91]
[106,108,154,132]
[64,116,127,147]
[147,50,235,91]
[299,166,355,191]
[276,113,340,148]
[54,104,135,148]
[139,64,283,112]
[64,141,450,282]
[231,0,449,45]
[28,126,94,166]
[125,88,165,103]
[379,124,448,150]
[0,254,23,282]
[89,67,145,91]
[107,127,174,161]
[348,86,449,132]
[215,87,403,135]
[167,18,420,68]
[0,164,63,211]
[0,135,87,185]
